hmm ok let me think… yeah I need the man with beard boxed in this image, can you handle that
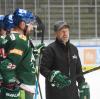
[40,21,90,99]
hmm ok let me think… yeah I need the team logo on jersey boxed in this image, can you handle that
[10,34,16,40]
[9,48,23,56]
[7,63,16,70]
[19,34,27,41]
[6,92,20,97]
[72,54,77,59]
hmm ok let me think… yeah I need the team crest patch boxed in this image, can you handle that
[72,54,77,59]
[9,48,23,56]
[19,34,27,41]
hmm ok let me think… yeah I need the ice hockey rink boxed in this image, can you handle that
[0,0,100,99]
[85,70,100,99]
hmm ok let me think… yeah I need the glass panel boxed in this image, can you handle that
[80,7,95,39]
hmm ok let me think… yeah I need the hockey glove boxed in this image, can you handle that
[79,82,90,99]
[33,43,45,59]
[48,70,71,89]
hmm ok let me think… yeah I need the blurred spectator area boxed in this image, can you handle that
[0,0,100,40]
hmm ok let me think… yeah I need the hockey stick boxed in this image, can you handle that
[28,15,45,99]
[75,66,100,79]
[35,15,45,44]
[29,39,43,99]
[34,15,45,99]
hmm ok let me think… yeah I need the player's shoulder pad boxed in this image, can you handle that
[8,33,27,41]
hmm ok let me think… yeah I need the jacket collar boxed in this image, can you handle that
[55,38,69,47]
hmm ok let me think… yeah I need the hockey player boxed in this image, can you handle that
[0,15,5,97]
[0,13,17,98]
[0,14,14,48]
[0,15,6,60]
[0,14,14,60]
[0,8,36,99]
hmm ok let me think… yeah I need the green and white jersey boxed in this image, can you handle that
[0,31,36,85]
[0,35,7,80]
[0,35,7,48]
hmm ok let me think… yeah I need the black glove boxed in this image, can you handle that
[48,70,71,89]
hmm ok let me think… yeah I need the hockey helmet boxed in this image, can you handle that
[0,15,4,20]
[13,8,35,26]
[3,14,14,31]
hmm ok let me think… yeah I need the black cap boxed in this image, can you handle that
[54,21,70,32]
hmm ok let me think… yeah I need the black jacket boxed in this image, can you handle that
[40,38,85,99]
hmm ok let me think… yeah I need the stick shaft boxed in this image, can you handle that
[75,66,100,79]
